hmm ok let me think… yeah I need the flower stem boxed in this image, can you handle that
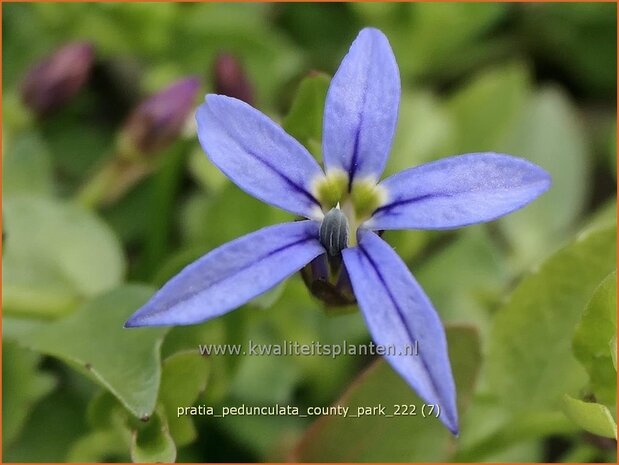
[75,156,152,209]
[136,141,190,279]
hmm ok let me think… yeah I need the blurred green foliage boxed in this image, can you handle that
[2,2,616,463]
[293,326,482,462]
[573,271,618,407]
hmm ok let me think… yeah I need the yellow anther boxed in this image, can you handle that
[312,169,349,209]
[350,178,387,219]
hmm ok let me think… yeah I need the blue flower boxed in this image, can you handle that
[126,28,550,435]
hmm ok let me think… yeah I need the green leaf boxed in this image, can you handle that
[131,407,176,463]
[292,326,481,462]
[39,91,115,186]
[187,147,229,193]
[585,198,617,234]
[216,360,303,457]
[2,131,54,198]
[66,429,129,463]
[2,341,56,446]
[2,315,46,342]
[82,374,195,462]
[485,225,617,412]
[498,88,590,268]
[159,351,209,446]
[610,336,617,371]
[87,390,131,432]
[228,348,301,406]
[160,319,235,406]
[262,278,369,404]
[24,285,167,419]
[415,226,508,336]
[386,91,455,176]
[446,63,529,153]
[573,270,617,405]
[181,183,289,249]
[4,385,89,462]
[520,4,616,98]
[68,335,209,460]
[380,229,430,263]
[3,196,126,317]
[161,315,226,359]
[562,394,617,439]
[455,406,576,462]
[381,3,507,80]
[282,72,330,158]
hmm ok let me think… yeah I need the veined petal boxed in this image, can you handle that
[323,28,400,184]
[196,95,325,219]
[125,221,324,327]
[368,153,551,230]
[342,231,458,434]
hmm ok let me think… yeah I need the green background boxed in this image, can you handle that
[2,2,617,462]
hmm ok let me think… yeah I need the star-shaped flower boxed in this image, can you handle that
[126,28,550,435]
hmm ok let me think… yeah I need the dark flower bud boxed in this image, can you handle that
[20,42,95,116]
[119,77,201,157]
[213,53,254,104]
[300,253,356,307]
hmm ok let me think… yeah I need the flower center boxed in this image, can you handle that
[312,169,387,249]
[319,208,349,256]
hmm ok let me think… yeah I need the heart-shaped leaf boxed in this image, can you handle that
[24,285,167,419]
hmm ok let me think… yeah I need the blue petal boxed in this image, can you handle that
[196,95,325,219]
[322,28,400,184]
[125,221,324,327]
[368,153,551,230]
[342,231,458,435]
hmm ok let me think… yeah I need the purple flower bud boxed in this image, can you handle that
[21,42,95,116]
[120,77,201,156]
[213,53,254,105]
